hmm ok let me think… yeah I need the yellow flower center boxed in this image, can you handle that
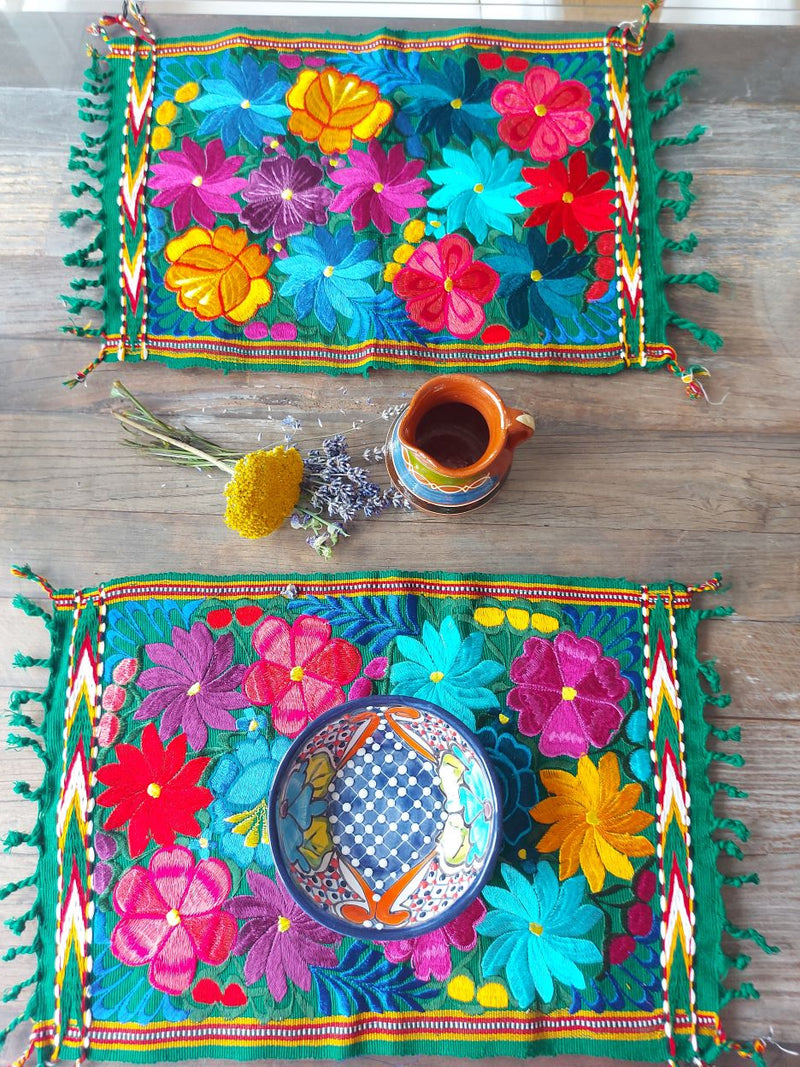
[277,915,291,933]
[191,175,203,187]
[450,98,463,110]
[373,182,385,193]
[248,719,258,732]
[443,277,454,293]
[561,686,577,701]
[323,265,335,278]
[147,782,162,799]
[199,836,208,848]
[273,242,283,252]
[430,219,441,228]
[586,811,600,826]
[290,666,305,682]
[187,681,202,697]
[429,671,445,683]
[562,191,575,204]
[166,908,182,927]
[269,139,280,149]
[241,99,251,109]
[530,270,543,282]
[528,921,543,936]
[473,183,484,193]
[534,104,548,117]
[281,188,293,200]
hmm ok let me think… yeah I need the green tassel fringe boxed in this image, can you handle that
[12,652,50,669]
[0,876,35,902]
[1,975,36,1004]
[712,781,748,799]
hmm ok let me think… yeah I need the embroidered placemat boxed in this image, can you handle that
[4,565,774,1066]
[62,2,720,391]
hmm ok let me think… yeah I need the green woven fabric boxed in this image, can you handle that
[4,566,773,1065]
[62,13,720,387]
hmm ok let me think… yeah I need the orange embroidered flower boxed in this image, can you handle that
[286,68,393,155]
[164,226,273,323]
[531,753,654,893]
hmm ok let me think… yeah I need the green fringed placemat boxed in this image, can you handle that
[62,2,720,393]
[3,565,775,1066]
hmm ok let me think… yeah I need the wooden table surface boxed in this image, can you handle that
[0,10,798,1066]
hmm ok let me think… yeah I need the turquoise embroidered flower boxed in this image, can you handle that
[455,744,495,863]
[276,225,382,332]
[479,862,602,1007]
[402,56,497,149]
[389,616,504,729]
[192,54,290,148]
[236,707,270,739]
[428,140,527,243]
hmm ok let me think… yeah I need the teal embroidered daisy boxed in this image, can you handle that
[427,139,527,243]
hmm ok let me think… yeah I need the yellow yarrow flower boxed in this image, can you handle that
[223,446,303,539]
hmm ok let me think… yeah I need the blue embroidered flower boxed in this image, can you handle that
[479,863,602,1007]
[208,734,292,870]
[623,707,652,783]
[477,727,538,848]
[428,140,527,243]
[489,230,590,335]
[192,54,290,148]
[236,707,270,739]
[147,207,167,255]
[455,744,495,864]
[402,56,497,148]
[389,616,504,730]
[276,225,382,332]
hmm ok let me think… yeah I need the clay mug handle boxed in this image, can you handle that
[506,409,536,452]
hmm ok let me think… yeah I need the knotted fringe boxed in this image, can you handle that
[61,49,110,382]
[1,569,59,1053]
[692,579,779,1066]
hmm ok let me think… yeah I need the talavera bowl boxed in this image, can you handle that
[268,696,502,940]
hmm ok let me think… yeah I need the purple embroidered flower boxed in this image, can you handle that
[227,871,340,999]
[135,622,250,750]
[507,631,630,758]
[150,136,247,231]
[383,897,486,980]
[240,154,333,241]
[329,140,429,235]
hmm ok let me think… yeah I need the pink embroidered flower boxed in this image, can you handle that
[393,234,499,340]
[111,845,236,995]
[329,140,429,234]
[150,136,248,231]
[383,897,486,981]
[507,631,630,758]
[243,615,362,737]
[492,67,594,161]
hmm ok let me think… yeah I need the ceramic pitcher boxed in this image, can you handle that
[385,375,535,513]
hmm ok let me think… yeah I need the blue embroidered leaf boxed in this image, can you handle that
[288,593,420,654]
[312,943,437,1015]
[328,50,422,94]
[346,289,432,343]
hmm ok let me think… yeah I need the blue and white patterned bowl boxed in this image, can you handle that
[268,696,502,940]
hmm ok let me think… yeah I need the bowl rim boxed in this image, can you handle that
[267,695,503,942]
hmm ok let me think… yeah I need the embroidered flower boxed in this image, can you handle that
[287,67,392,154]
[389,615,503,730]
[427,140,526,243]
[492,67,594,161]
[135,621,249,751]
[276,225,382,332]
[240,154,333,241]
[517,150,616,253]
[111,845,236,995]
[477,727,538,849]
[164,226,273,323]
[507,631,630,758]
[478,862,602,1007]
[489,230,590,333]
[402,56,497,148]
[383,897,486,981]
[243,614,362,737]
[227,870,341,998]
[192,54,290,148]
[392,234,499,340]
[150,137,247,231]
[329,140,429,235]
[96,723,212,857]
[531,753,654,892]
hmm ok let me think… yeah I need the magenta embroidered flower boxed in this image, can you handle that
[492,67,594,162]
[135,622,250,750]
[111,845,236,995]
[150,136,247,230]
[507,631,630,758]
[240,154,333,240]
[329,140,429,235]
[227,871,340,998]
[383,897,486,981]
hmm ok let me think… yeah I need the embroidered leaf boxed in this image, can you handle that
[346,289,433,343]
[312,943,438,1015]
[329,50,422,94]
[288,593,420,653]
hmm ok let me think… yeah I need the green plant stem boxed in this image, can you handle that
[112,412,237,475]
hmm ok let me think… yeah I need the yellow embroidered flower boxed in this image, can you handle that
[164,226,273,323]
[446,975,475,1002]
[477,982,508,1008]
[531,752,654,893]
[286,68,393,154]
[223,446,303,539]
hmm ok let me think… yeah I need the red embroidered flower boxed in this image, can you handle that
[243,615,362,738]
[96,723,213,857]
[392,234,499,340]
[517,151,616,253]
[492,67,594,161]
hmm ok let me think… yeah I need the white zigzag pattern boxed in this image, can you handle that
[65,641,97,728]
[122,249,144,304]
[56,746,89,839]
[55,869,87,977]
[660,747,688,830]
[129,70,153,139]
[650,638,677,721]
[664,865,694,966]
[121,159,146,225]
[621,257,641,308]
